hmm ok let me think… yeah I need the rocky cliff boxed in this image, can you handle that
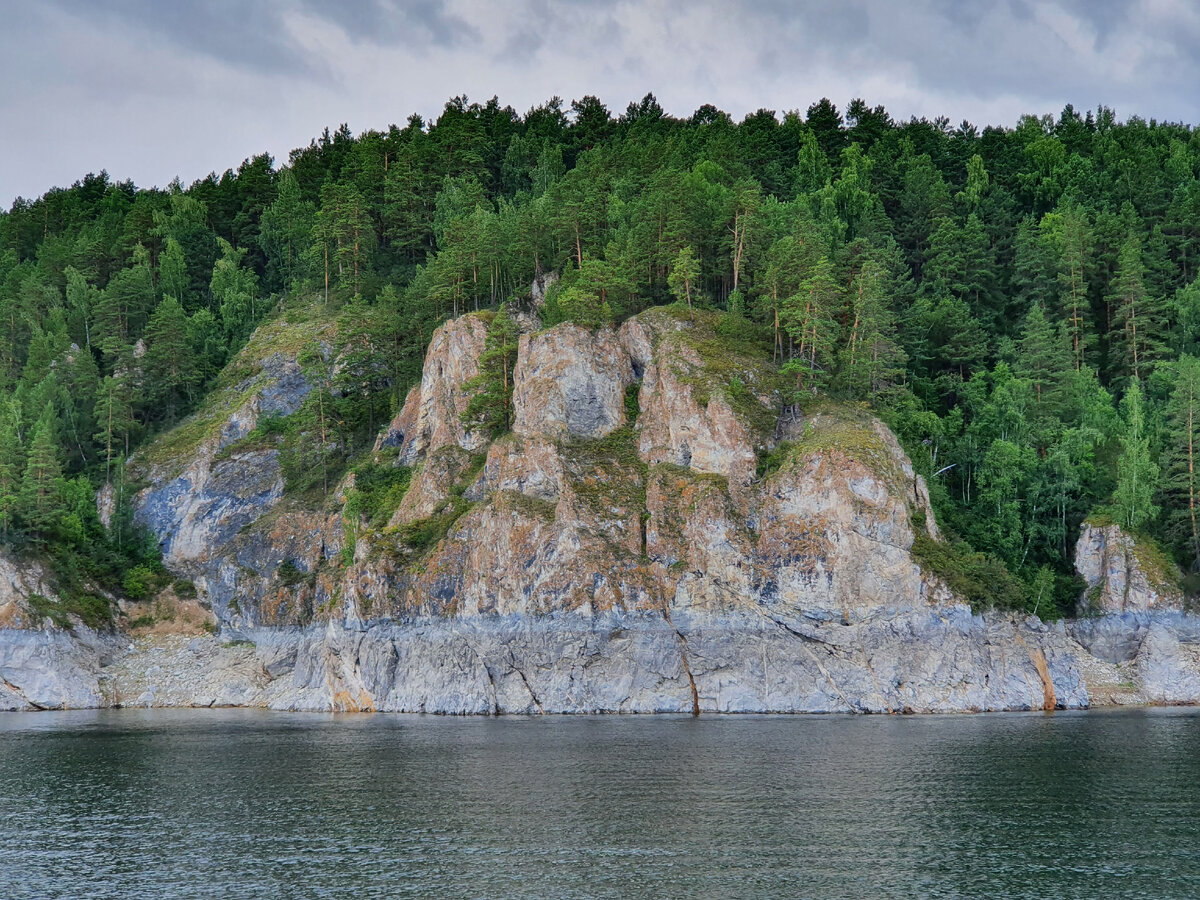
[5,304,1200,713]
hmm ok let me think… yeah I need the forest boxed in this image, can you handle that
[3,92,1200,617]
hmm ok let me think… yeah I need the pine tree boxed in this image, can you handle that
[259,168,315,291]
[1015,303,1071,415]
[1113,377,1159,532]
[93,374,137,478]
[211,238,261,345]
[668,246,701,320]
[1055,203,1093,371]
[0,399,24,541]
[94,245,153,361]
[783,255,841,393]
[840,258,905,399]
[1165,356,1200,567]
[64,266,98,351]
[19,404,64,535]
[461,305,521,437]
[1109,235,1169,380]
[143,296,199,422]
[159,237,188,304]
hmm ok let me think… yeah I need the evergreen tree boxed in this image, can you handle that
[1109,235,1169,380]
[160,237,188,304]
[0,399,24,541]
[667,246,701,320]
[1113,377,1159,531]
[840,258,905,399]
[783,255,841,393]
[63,266,98,351]
[211,238,261,346]
[19,404,64,535]
[259,168,315,291]
[461,305,521,437]
[93,374,137,477]
[143,296,199,422]
[1165,355,1200,567]
[1015,302,1070,414]
[1054,203,1093,370]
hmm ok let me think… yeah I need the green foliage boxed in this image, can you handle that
[7,93,1200,617]
[461,305,520,436]
[346,458,412,530]
[1114,378,1159,531]
[121,564,158,600]
[910,530,1031,613]
[393,497,475,553]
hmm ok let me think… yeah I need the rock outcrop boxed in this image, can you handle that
[513,323,634,440]
[1074,521,1183,613]
[377,314,489,463]
[8,304,1200,714]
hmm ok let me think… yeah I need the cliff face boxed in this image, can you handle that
[1074,521,1183,614]
[5,304,1200,713]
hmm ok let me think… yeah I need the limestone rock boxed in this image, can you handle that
[620,310,772,490]
[0,552,55,629]
[1074,521,1183,613]
[379,315,489,464]
[0,627,117,709]
[513,323,634,440]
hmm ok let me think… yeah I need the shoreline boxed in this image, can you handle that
[5,606,1199,715]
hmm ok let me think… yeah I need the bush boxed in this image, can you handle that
[911,530,1030,612]
[122,565,157,600]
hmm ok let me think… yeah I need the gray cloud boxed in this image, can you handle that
[3,0,1200,207]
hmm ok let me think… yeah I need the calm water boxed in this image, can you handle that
[1,709,1199,899]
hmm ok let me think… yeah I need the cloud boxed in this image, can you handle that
[3,0,1200,208]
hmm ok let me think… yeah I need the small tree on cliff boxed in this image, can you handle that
[668,246,701,321]
[461,305,521,437]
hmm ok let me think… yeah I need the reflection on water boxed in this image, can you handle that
[2,708,1199,899]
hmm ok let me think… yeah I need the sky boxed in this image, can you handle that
[3,0,1200,208]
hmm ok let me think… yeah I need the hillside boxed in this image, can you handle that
[5,94,1200,711]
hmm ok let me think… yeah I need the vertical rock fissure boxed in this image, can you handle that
[1013,630,1057,710]
[460,637,499,715]
[662,608,700,716]
[509,652,544,714]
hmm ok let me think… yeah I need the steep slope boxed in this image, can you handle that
[105,305,1087,712]
[9,303,1200,713]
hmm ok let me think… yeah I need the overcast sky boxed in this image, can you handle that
[2,0,1199,208]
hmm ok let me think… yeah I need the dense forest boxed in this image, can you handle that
[4,92,1200,617]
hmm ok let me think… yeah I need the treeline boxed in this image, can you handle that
[5,93,1200,614]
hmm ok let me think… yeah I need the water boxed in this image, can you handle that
[1,709,1199,899]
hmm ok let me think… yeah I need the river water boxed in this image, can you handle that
[1,708,1198,899]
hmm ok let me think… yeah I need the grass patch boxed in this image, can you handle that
[644,304,782,442]
[384,452,486,558]
[561,425,648,515]
[26,591,113,631]
[276,559,314,589]
[1084,511,1182,597]
[394,496,476,552]
[495,489,558,522]
[135,296,337,479]
[784,400,911,496]
[346,458,413,530]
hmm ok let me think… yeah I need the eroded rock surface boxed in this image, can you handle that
[9,306,1200,714]
[513,323,634,440]
[1075,521,1183,613]
[377,315,489,464]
